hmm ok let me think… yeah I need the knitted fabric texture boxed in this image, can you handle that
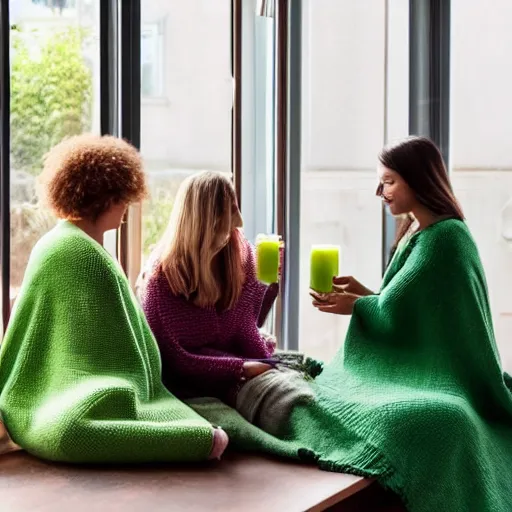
[0,221,214,464]
[141,238,278,401]
[235,367,315,437]
[190,219,512,512]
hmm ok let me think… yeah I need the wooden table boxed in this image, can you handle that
[1,451,373,512]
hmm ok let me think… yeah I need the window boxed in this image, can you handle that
[240,0,277,331]
[29,0,77,15]
[3,0,508,372]
[297,0,408,361]
[9,0,100,308]
[240,0,275,243]
[140,1,233,266]
[450,0,512,368]
[298,0,386,361]
[141,22,164,98]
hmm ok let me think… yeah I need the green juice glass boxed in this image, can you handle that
[310,245,340,293]
[256,234,282,284]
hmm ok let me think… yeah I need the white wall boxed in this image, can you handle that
[450,0,512,369]
[298,0,386,360]
[141,0,232,171]
[450,0,512,169]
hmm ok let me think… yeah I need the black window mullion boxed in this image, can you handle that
[283,0,301,351]
[120,0,141,149]
[100,0,120,137]
[231,0,242,207]
[409,0,450,164]
[0,0,10,334]
[273,0,301,351]
[118,0,141,273]
[273,0,288,349]
[383,0,451,268]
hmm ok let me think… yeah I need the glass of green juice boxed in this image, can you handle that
[310,245,340,293]
[256,234,282,284]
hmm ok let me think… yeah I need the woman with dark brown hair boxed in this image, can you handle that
[299,136,512,511]
[312,135,465,310]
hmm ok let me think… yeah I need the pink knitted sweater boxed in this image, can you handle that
[141,239,278,402]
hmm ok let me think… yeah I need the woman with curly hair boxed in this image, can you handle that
[0,134,228,463]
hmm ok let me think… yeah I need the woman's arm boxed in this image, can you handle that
[158,330,245,384]
[242,238,279,327]
[333,276,374,296]
[350,227,462,337]
[257,282,279,327]
[143,275,245,384]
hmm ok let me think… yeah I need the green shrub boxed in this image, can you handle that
[142,193,174,257]
[10,26,92,175]
[9,26,92,292]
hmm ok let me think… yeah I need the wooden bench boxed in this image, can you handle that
[0,451,404,511]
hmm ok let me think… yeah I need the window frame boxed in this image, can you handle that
[0,0,11,333]
[141,19,165,100]
[0,0,453,347]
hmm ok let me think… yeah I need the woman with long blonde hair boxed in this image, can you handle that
[140,171,278,403]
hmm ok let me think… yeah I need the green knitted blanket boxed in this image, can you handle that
[191,219,512,512]
[0,221,213,463]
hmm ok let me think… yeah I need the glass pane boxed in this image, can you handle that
[298,1,408,361]
[9,0,100,307]
[240,0,275,243]
[450,0,512,368]
[239,1,276,332]
[383,0,409,260]
[140,1,233,265]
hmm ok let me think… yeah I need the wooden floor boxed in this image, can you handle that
[1,450,386,512]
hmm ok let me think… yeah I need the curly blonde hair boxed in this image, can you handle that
[39,134,148,221]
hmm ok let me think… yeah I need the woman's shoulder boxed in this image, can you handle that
[241,237,263,287]
[418,218,471,245]
[236,233,254,262]
[430,217,468,234]
[141,265,184,306]
[416,218,479,262]
[142,264,165,292]
[18,222,124,304]
[32,221,114,272]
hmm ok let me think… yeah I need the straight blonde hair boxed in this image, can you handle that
[158,171,245,310]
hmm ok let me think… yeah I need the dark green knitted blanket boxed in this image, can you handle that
[191,219,512,512]
[0,221,214,463]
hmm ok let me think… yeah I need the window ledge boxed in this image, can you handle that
[3,451,373,512]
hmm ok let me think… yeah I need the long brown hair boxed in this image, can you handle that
[158,171,245,310]
[378,136,464,254]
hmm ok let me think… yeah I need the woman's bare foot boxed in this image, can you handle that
[0,420,21,455]
[208,427,229,460]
